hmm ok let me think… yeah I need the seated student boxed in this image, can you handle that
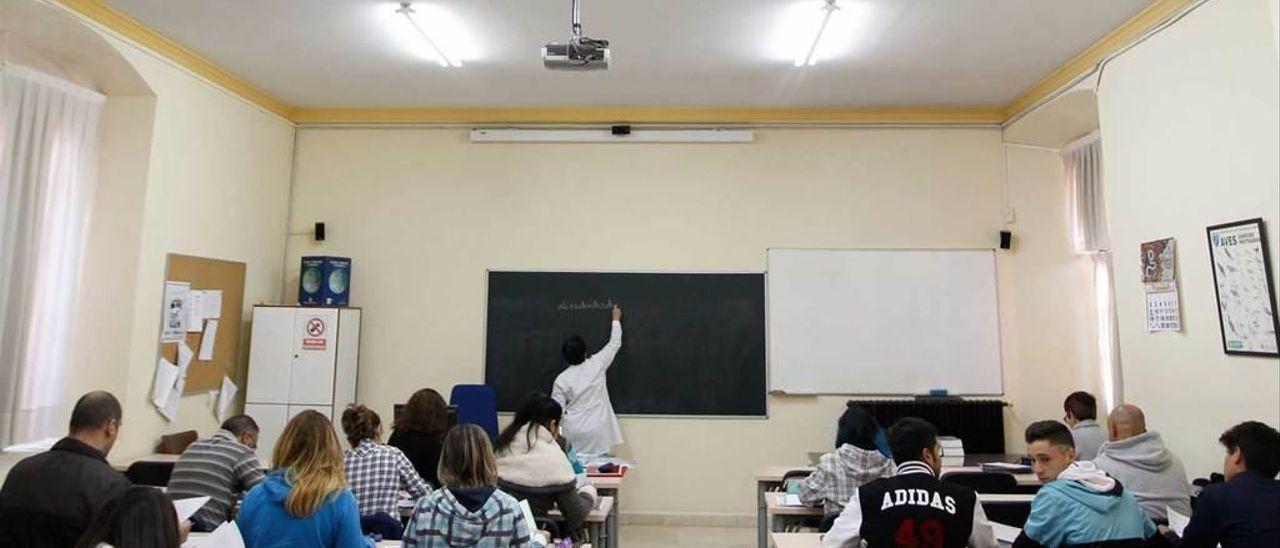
[1178,421,1280,548]
[823,417,996,548]
[1092,404,1191,523]
[800,403,895,517]
[74,486,186,548]
[166,414,266,532]
[387,388,450,488]
[403,424,545,547]
[1063,391,1105,460]
[0,391,129,548]
[237,410,372,548]
[1013,421,1156,548]
[494,393,597,538]
[340,404,431,540]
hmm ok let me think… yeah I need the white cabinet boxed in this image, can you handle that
[245,306,360,462]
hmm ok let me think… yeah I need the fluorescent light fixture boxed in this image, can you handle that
[768,0,864,67]
[392,2,471,67]
[469,129,755,143]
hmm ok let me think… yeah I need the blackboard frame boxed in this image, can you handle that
[483,268,770,419]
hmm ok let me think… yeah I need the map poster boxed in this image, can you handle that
[1206,219,1280,356]
[1141,238,1181,332]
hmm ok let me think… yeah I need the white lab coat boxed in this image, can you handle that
[551,320,623,455]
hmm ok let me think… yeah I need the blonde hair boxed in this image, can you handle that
[437,424,498,489]
[272,410,347,517]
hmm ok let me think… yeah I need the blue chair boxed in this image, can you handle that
[449,384,499,441]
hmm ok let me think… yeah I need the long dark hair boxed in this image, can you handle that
[395,388,448,437]
[494,393,562,454]
[76,486,180,548]
[836,403,882,451]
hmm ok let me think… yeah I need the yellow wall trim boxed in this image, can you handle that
[1002,0,1196,120]
[56,0,292,119]
[288,107,1006,126]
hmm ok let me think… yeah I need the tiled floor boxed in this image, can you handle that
[619,525,756,548]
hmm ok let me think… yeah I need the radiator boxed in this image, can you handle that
[856,399,1007,454]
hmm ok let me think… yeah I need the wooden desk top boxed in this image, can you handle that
[547,495,613,522]
[757,460,1042,486]
[587,474,625,490]
[771,532,823,548]
[764,492,822,517]
[111,453,180,472]
[977,493,1036,504]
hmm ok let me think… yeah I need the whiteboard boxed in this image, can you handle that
[767,248,1003,395]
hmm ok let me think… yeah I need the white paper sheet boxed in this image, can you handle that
[181,520,245,548]
[1167,506,1191,536]
[160,375,185,421]
[162,282,191,342]
[152,357,180,408]
[173,496,211,523]
[518,499,546,547]
[216,376,238,422]
[178,343,195,377]
[186,291,204,332]
[200,290,223,320]
[198,320,218,361]
[779,494,802,506]
[991,522,1022,544]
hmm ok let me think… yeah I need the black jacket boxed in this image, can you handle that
[386,428,444,488]
[0,437,128,548]
[1181,470,1280,548]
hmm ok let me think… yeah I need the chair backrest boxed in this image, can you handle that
[125,460,176,487]
[449,384,499,441]
[156,430,198,454]
[940,471,1019,493]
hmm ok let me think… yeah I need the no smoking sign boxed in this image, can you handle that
[302,317,327,350]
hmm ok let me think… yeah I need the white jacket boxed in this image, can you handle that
[552,320,623,455]
[495,424,577,488]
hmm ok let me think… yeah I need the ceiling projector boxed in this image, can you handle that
[543,0,610,70]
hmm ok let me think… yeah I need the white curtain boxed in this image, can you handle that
[0,64,104,446]
[1063,131,1123,410]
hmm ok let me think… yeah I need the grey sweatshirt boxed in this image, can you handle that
[1093,430,1192,521]
[1072,419,1106,461]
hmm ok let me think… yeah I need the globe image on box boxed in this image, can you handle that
[328,268,349,293]
[301,267,323,293]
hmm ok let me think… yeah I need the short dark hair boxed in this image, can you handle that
[836,403,882,451]
[340,404,381,447]
[562,335,587,365]
[1219,421,1280,478]
[221,415,259,437]
[1063,391,1097,421]
[69,391,122,433]
[887,417,938,463]
[1026,420,1075,448]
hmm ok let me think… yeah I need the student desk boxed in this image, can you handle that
[771,532,823,548]
[111,452,180,471]
[548,495,614,548]
[587,474,624,548]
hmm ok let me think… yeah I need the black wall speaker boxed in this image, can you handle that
[999,230,1012,250]
[314,222,326,242]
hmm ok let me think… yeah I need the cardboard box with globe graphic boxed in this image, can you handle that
[299,256,351,306]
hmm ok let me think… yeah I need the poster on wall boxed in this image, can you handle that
[161,281,190,342]
[1206,219,1279,356]
[1140,238,1181,332]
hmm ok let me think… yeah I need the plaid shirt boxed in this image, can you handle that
[344,439,431,516]
[798,443,895,515]
[403,488,533,548]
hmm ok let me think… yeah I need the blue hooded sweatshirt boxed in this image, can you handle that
[1019,461,1156,547]
[237,471,373,548]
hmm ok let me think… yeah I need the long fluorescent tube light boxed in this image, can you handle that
[396,2,461,67]
[797,0,840,67]
[469,129,755,143]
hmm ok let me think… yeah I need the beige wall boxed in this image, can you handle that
[997,143,1102,452]
[67,32,298,458]
[286,127,1095,516]
[1097,0,1280,478]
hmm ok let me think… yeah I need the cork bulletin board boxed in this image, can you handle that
[158,254,246,393]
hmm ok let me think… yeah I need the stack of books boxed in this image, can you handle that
[939,436,965,467]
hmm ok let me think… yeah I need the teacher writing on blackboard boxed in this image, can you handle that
[551,305,624,456]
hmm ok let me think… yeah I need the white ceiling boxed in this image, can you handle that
[102,0,1150,108]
